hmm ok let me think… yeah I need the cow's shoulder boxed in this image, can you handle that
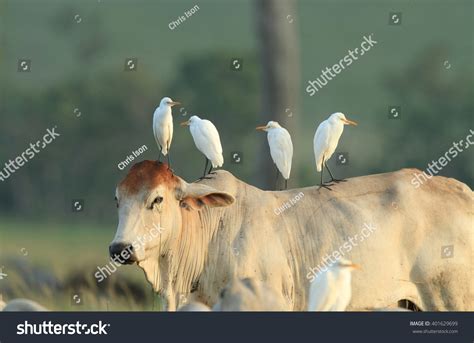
[197,170,261,197]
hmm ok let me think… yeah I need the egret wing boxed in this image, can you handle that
[268,128,293,179]
[192,120,224,167]
[313,121,331,171]
[152,109,163,150]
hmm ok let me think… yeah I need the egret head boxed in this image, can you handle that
[330,112,358,126]
[180,115,200,127]
[256,121,281,132]
[335,258,361,270]
[160,97,181,108]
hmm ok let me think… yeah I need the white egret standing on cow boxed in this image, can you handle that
[313,112,357,189]
[153,97,180,167]
[181,115,224,178]
[308,259,360,311]
[256,121,293,190]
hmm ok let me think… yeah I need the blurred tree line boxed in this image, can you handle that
[0,1,472,225]
[1,46,471,224]
[380,46,473,183]
[0,52,260,223]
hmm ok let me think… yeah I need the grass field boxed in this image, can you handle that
[0,218,162,311]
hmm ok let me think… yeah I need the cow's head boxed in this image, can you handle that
[109,160,234,266]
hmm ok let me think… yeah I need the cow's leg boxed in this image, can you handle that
[326,163,346,183]
[164,291,177,311]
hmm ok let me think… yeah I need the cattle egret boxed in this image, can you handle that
[313,112,357,189]
[213,277,287,311]
[308,259,360,311]
[178,301,211,311]
[181,115,224,178]
[152,97,180,167]
[256,121,293,190]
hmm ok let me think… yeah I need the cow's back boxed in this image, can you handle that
[199,169,473,310]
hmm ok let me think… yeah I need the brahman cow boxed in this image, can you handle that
[110,160,472,311]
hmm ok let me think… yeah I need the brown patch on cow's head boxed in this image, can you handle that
[119,160,179,195]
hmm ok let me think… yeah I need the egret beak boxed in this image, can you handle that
[169,101,181,107]
[256,125,267,131]
[350,263,361,270]
[180,120,190,126]
[343,118,358,126]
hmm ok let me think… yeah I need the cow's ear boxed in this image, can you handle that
[181,183,235,210]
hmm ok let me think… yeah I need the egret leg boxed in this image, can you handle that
[197,159,214,181]
[208,164,214,175]
[274,166,279,190]
[167,153,171,170]
[157,147,162,163]
[318,159,333,190]
[284,179,288,190]
[202,158,209,178]
[326,163,346,183]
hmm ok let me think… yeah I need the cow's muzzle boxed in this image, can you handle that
[109,242,137,264]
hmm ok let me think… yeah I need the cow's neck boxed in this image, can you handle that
[139,205,223,309]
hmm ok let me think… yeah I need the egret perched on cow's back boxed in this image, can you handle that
[181,115,224,178]
[308,258,360,311]
[313,112,357,189]
[256,121,293,190]
[153,97,180,167]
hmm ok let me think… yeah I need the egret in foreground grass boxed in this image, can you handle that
[308,258,360,311]
[153,97,180,168]
[181,115,224,178]
[313,112,357,190]
[256,121,293,190]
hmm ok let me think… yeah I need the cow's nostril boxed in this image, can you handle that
[109,243,135,264]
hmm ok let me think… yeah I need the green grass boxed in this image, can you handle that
[0,218,162,311]
[1,219,110,274]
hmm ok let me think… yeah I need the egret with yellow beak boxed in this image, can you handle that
[181,115,224,178]
[153,97,180,168]
[308,258,360,311]
[256,121,293,190]
[313,112,358,190]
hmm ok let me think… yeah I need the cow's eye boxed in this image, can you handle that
[151,196,163,209]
